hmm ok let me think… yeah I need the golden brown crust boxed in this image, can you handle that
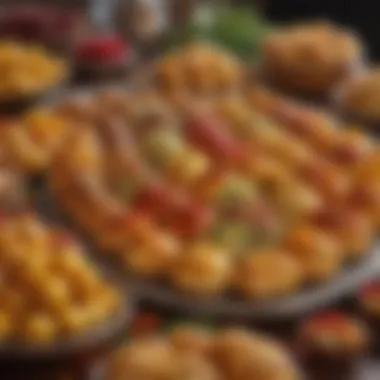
[106,327,300,380]
[262,21,363,95]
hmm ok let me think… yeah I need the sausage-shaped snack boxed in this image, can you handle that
[94,116,142,176]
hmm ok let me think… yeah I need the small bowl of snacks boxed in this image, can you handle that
[260,21,364,101]
[298,310,369,378]
[154,41,245,98]
[0,213,131,378]
[0,40,69,113]
[333,66,380,130]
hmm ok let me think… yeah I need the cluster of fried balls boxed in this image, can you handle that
[0,214,120,344]
[0,41,67,99]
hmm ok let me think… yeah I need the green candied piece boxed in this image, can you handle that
[142,128,185,168]
[212,221,255,256]
[214,175,259,209]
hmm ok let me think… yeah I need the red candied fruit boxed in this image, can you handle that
[304,310,350,332]
[118,209,157,243]
[170,202,215,239]
[132,180,187,215]
[360,281,380,300]
[184,116,241,164]
[76,35,129,63]
[311,204,347,229]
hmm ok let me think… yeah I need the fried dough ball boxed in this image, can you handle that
[106,338,219,380]
[124,231,180,276]
[171,242,232,294]
[211,328,299,380]
[155,42,243,95]
[262,21,363,95]
[0,41,67,98]
[0,214,122,344]
[233,249,303,298]
[338,67,380,120]
[313,207,375,258]
[298,158,351,201]
[283,225,343,281]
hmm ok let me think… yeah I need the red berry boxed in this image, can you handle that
[184,116,240,163]
[76,35,128,62]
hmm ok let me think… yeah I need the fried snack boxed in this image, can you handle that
[337,67,380,122]
[298,311,369,375]
[3,108,73,172]
[0,213,121,344]
[106,326,300,380]
[261,21,363,96]
[0,41,67,99]
[155,42,244,96]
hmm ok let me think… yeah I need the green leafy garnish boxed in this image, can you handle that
[164,6,274,61]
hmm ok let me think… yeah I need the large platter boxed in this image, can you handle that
[34,181,380,321]
[30,84,380,321]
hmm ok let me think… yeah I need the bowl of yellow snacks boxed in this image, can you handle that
[0,213,131,377]
[0,40,69,112]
